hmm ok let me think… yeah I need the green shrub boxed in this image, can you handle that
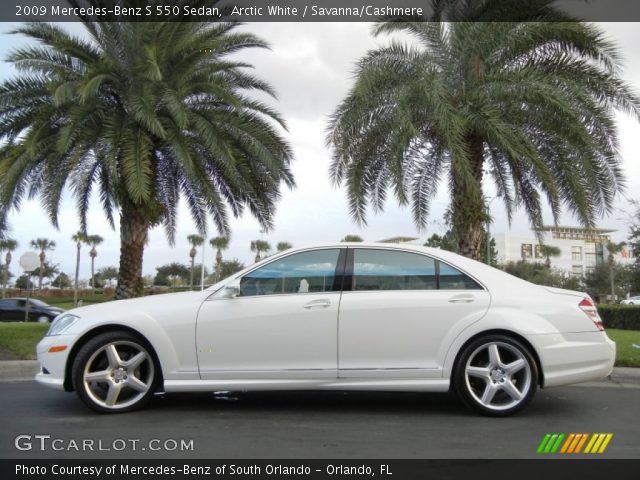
[598,305,640,330]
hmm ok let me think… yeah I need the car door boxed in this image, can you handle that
[196,248,345,380]
[6,299,23,321]
[0,300,9,321]
[338,248,490,378]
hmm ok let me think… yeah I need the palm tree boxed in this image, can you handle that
[276,241,293,252]
[0,6,294,299]
[0,239,18,298]
[30,238,56,290]
[187,234,205,289]
[33,262,60,288]
[210,236,230,282]
[606,241,627,300]
[328,5,639,260]
[250,240,271,263]
[72,231,89,307]
[86,234,104,289]
[98,266,118,288]
[341,235,364,242]
[539,245,561,269]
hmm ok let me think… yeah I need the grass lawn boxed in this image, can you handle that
[606,329,640,368]
[0,323,49,360]
[0,323,639,367]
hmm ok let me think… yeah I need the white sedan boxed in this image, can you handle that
[621,296,640,305]
[36,243,615,416]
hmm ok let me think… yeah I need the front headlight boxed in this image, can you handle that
[47,314,80,336]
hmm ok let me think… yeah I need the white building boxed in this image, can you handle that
[493,226,635,276]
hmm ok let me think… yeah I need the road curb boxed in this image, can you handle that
[609,367,640,383]
[0,360,39,381]
[0,360,638,385]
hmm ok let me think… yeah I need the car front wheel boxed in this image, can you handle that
[72,331,158,413]
[454,335,538,416]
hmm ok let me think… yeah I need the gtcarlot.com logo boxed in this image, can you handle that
[537,433,613,454]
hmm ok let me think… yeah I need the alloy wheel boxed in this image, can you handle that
[82,340,155,410]
[464,341,532,412]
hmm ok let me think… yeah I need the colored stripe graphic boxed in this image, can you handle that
[538,433,613,454]
[584,434,613,454]
[537,433,565,453]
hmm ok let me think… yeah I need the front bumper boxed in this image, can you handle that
[35,334,77,391]
[530,331,616,388]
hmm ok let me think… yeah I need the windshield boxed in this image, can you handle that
[29,299,49,307]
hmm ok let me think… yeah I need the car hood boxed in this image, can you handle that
[63,290,211,319]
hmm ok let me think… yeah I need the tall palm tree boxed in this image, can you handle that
[72,231,89,307]
[30,238,56,290]
[0,239,18,298]
[606,241,626,300]
[187,234,205,289]
[0,4,294,299]
[328,4,639,260]
[276,241,293,252]
[210,236,230,282]
[250,240,271,263]
[539,245,561,269]
[87,234,104,289]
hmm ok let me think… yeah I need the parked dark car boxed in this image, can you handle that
[0,298,64,323]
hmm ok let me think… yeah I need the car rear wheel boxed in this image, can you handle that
[454,335,538,416]
[72,331,158,413]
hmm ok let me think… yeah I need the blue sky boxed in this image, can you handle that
[1,22,639,281]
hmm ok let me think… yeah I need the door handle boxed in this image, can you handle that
[448,295,475,303]
[303,299,331,309]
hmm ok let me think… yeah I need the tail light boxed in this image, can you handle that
[579,298,605,331]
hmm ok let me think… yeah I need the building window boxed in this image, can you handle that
[571,265,583,277]
[595,243,604,265]
[534,245,544,259]
[584,243,605,267]
[521,244,533,259]
[572,246,582,262]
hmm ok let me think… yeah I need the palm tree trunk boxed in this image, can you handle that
[91,257,95,289]
[190,256,195,289]
[38,253,44,290]
[115,204,149,299]
[2,259,8,299]
[74,243,80,307]
[453,135,486,260]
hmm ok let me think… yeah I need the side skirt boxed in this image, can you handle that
[163,378,450,393]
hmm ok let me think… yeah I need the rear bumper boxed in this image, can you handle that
[529,331,616,388]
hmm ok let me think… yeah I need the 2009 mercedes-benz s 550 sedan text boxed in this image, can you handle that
[36,243,615,416]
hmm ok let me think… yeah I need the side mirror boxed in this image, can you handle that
[225,285,240,298]
[223,280,241,298]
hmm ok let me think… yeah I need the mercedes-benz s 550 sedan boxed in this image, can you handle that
[36,243,615,416]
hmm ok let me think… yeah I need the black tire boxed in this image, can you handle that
[453,334,538,417]
[72,331,159,413]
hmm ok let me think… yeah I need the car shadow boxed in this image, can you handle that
[145,390,520,418]
[24,382,586,419]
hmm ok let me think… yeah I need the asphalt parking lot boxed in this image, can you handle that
[1,381,639,459]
